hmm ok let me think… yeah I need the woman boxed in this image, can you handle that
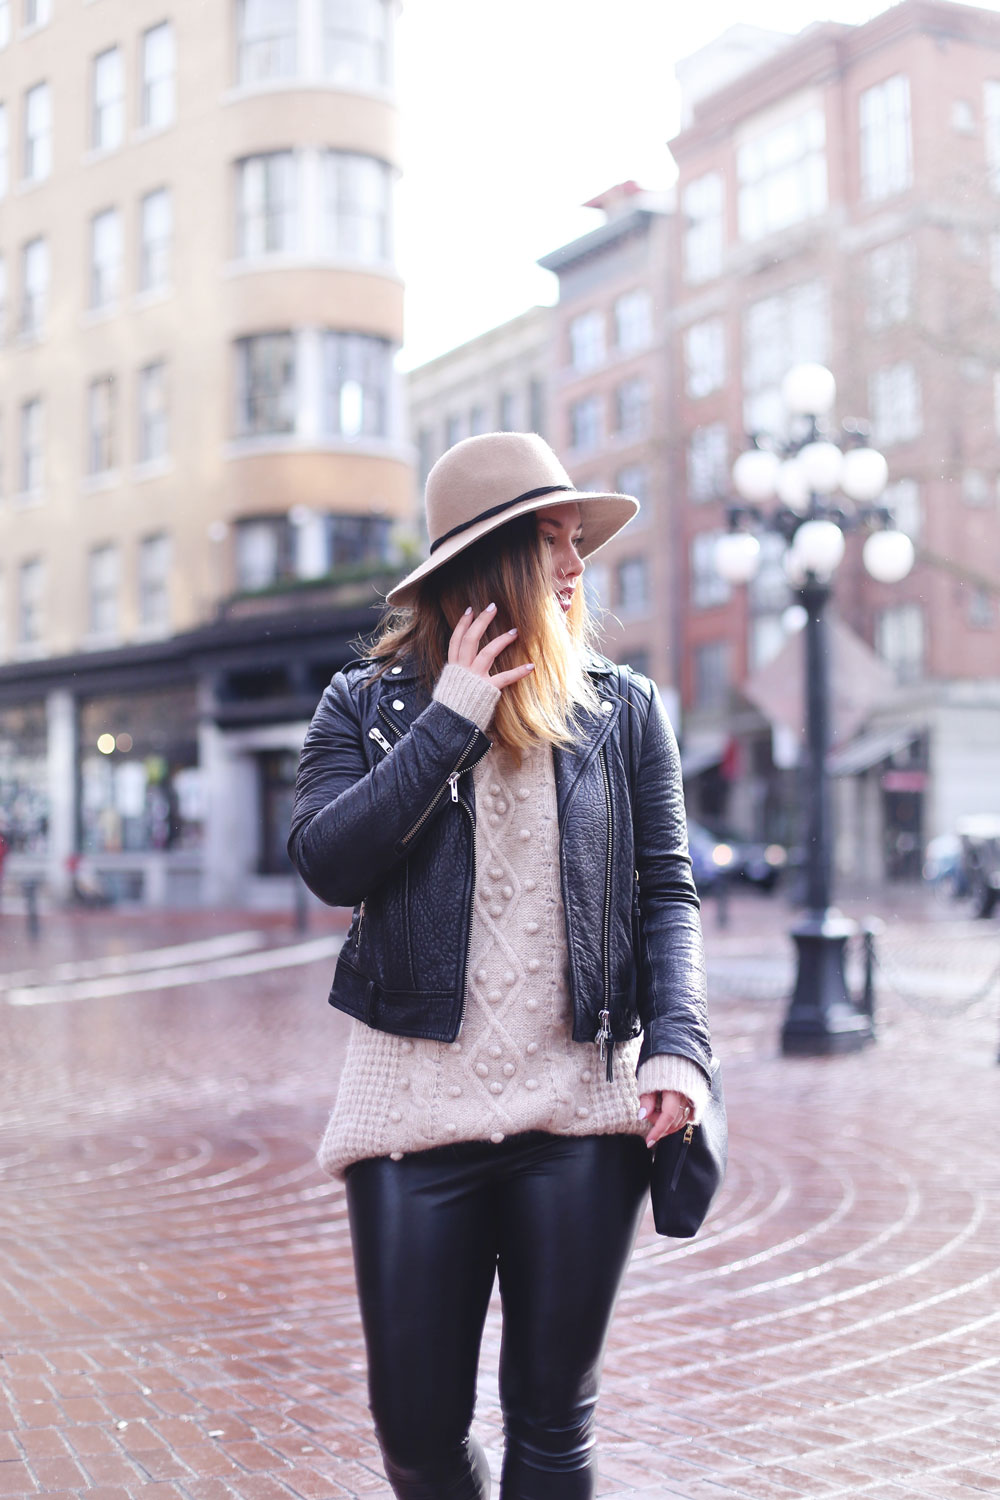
[288,431,712,1500]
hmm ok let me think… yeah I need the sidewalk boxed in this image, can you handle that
[0,889,998,1499]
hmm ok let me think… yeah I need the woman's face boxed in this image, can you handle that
[536,503,584,614]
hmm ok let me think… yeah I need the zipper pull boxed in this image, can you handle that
[369,727,393,755]
[447,771,460,802]
[357,901,365,941]
[669,1124,695,1192]
[596,1008,613,1079]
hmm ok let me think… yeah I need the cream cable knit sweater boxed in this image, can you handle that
[318,663,708,1180]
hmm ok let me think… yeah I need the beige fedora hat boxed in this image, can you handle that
[386,431,639,607]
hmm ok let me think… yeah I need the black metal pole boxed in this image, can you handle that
[781,575,873,1055]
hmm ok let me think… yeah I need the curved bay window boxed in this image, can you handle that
[79,688,202,854]
[322,0,392,89]
[322,331,391,439]
[322,151,392,262]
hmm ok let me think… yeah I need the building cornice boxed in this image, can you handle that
[671,0,1000,161]
[538,208,663,274]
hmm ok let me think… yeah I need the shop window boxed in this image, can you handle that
[0,702,48,851]
[80,687,202,853]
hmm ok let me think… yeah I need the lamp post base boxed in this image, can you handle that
[781,911,874,1056]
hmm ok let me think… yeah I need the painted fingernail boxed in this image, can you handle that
[525,663,535,671]
[464,606,472,616]
[509,627,518,636]
[637,1106,648,1120]
[487,601,496,611]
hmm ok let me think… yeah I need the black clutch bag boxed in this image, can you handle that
[649,1057,727,1238]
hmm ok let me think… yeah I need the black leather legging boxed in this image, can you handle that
[344,1131,650,1500]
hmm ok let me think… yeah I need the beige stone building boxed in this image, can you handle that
[0,0,408,906]
[407,305,551,493]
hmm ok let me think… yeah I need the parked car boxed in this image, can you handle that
[686,820,787,895]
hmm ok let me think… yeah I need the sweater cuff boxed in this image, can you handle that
[433,663,501,731]
[636,1054,710,1124]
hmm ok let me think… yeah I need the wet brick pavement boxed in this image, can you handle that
[0,890,998,1499]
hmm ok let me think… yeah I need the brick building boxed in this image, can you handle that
[538,184,676,695]
[668,0,1000,878]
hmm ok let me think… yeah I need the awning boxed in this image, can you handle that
[826,725,921,778]
[681,733,727,780]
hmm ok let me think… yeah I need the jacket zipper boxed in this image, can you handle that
[452,745,491,1035]
[369,726,394,755]
[596,743,614,1081]
[400,731,487,848]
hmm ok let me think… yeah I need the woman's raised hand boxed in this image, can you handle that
[448,603,536,691]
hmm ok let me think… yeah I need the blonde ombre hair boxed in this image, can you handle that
[362,512,602,760]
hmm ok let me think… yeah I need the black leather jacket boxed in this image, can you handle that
[288,653,711,1086]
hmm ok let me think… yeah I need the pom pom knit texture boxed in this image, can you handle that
[317,664,707,1179]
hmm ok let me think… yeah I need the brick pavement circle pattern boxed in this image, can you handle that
[0,903,998,1499]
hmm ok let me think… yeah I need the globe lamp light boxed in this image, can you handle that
[715,530,761,584]
[840,447,889,503]
[791,519,846,579]
[798,441,844,495]
[782,362,836,418]
[862,528,915,583]
[732,448,780,503]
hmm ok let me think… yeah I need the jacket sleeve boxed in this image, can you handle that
[287,670,491,908]
[631,681,712,1080]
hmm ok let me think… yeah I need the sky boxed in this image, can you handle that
[394,0,1000,368]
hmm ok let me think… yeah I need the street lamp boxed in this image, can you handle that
[715,363,914,1056]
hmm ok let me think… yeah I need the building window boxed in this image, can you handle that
[236,332,296,436]
[687,422,729,503]
[138,533,171,630]
[968,587,996,629]
[416,427,433,484]
[616,556,649,616]
[684,318,726,399]
[985,82,1000,191]
[90,208,123,309]
[683,171,724,283]
[444,413,463,450]
[236,151,297,256]
[87,375,117,476]
[569,310,604,373]
[615,290,651,353]
[23,82,52,182]
[529,377,545,435]
[141,22,176,130]
[322,0,391,89]
[569,394,602,453]
[614,377,649,440]
[615,463,648,509]
[87,545,119,639]
[468,404,486,436]
[322,151,392,261]
[24,0,50,25]
[17,558,44,646]
[860,76,912,201]
[868,362,922,447]
[235,516,289,591]
[875,602,924,682]
[691,531,731,609]
[743,280,830,434]
[237,0,297,85]
[327,513,392,568]
[92,47,125,152]
[884,478,921,541]
[583,561,610,611]
[139,187,172,292]
[693,640,730,711]
[737,105,826,242]
[19,236,48,339]
[498,391,516,431]
[0,103,8,198]
[865,239,915,331]
[961,469,991,508]
[322,331,392,438]
[138,361,168,464]
[20,397,42,494]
